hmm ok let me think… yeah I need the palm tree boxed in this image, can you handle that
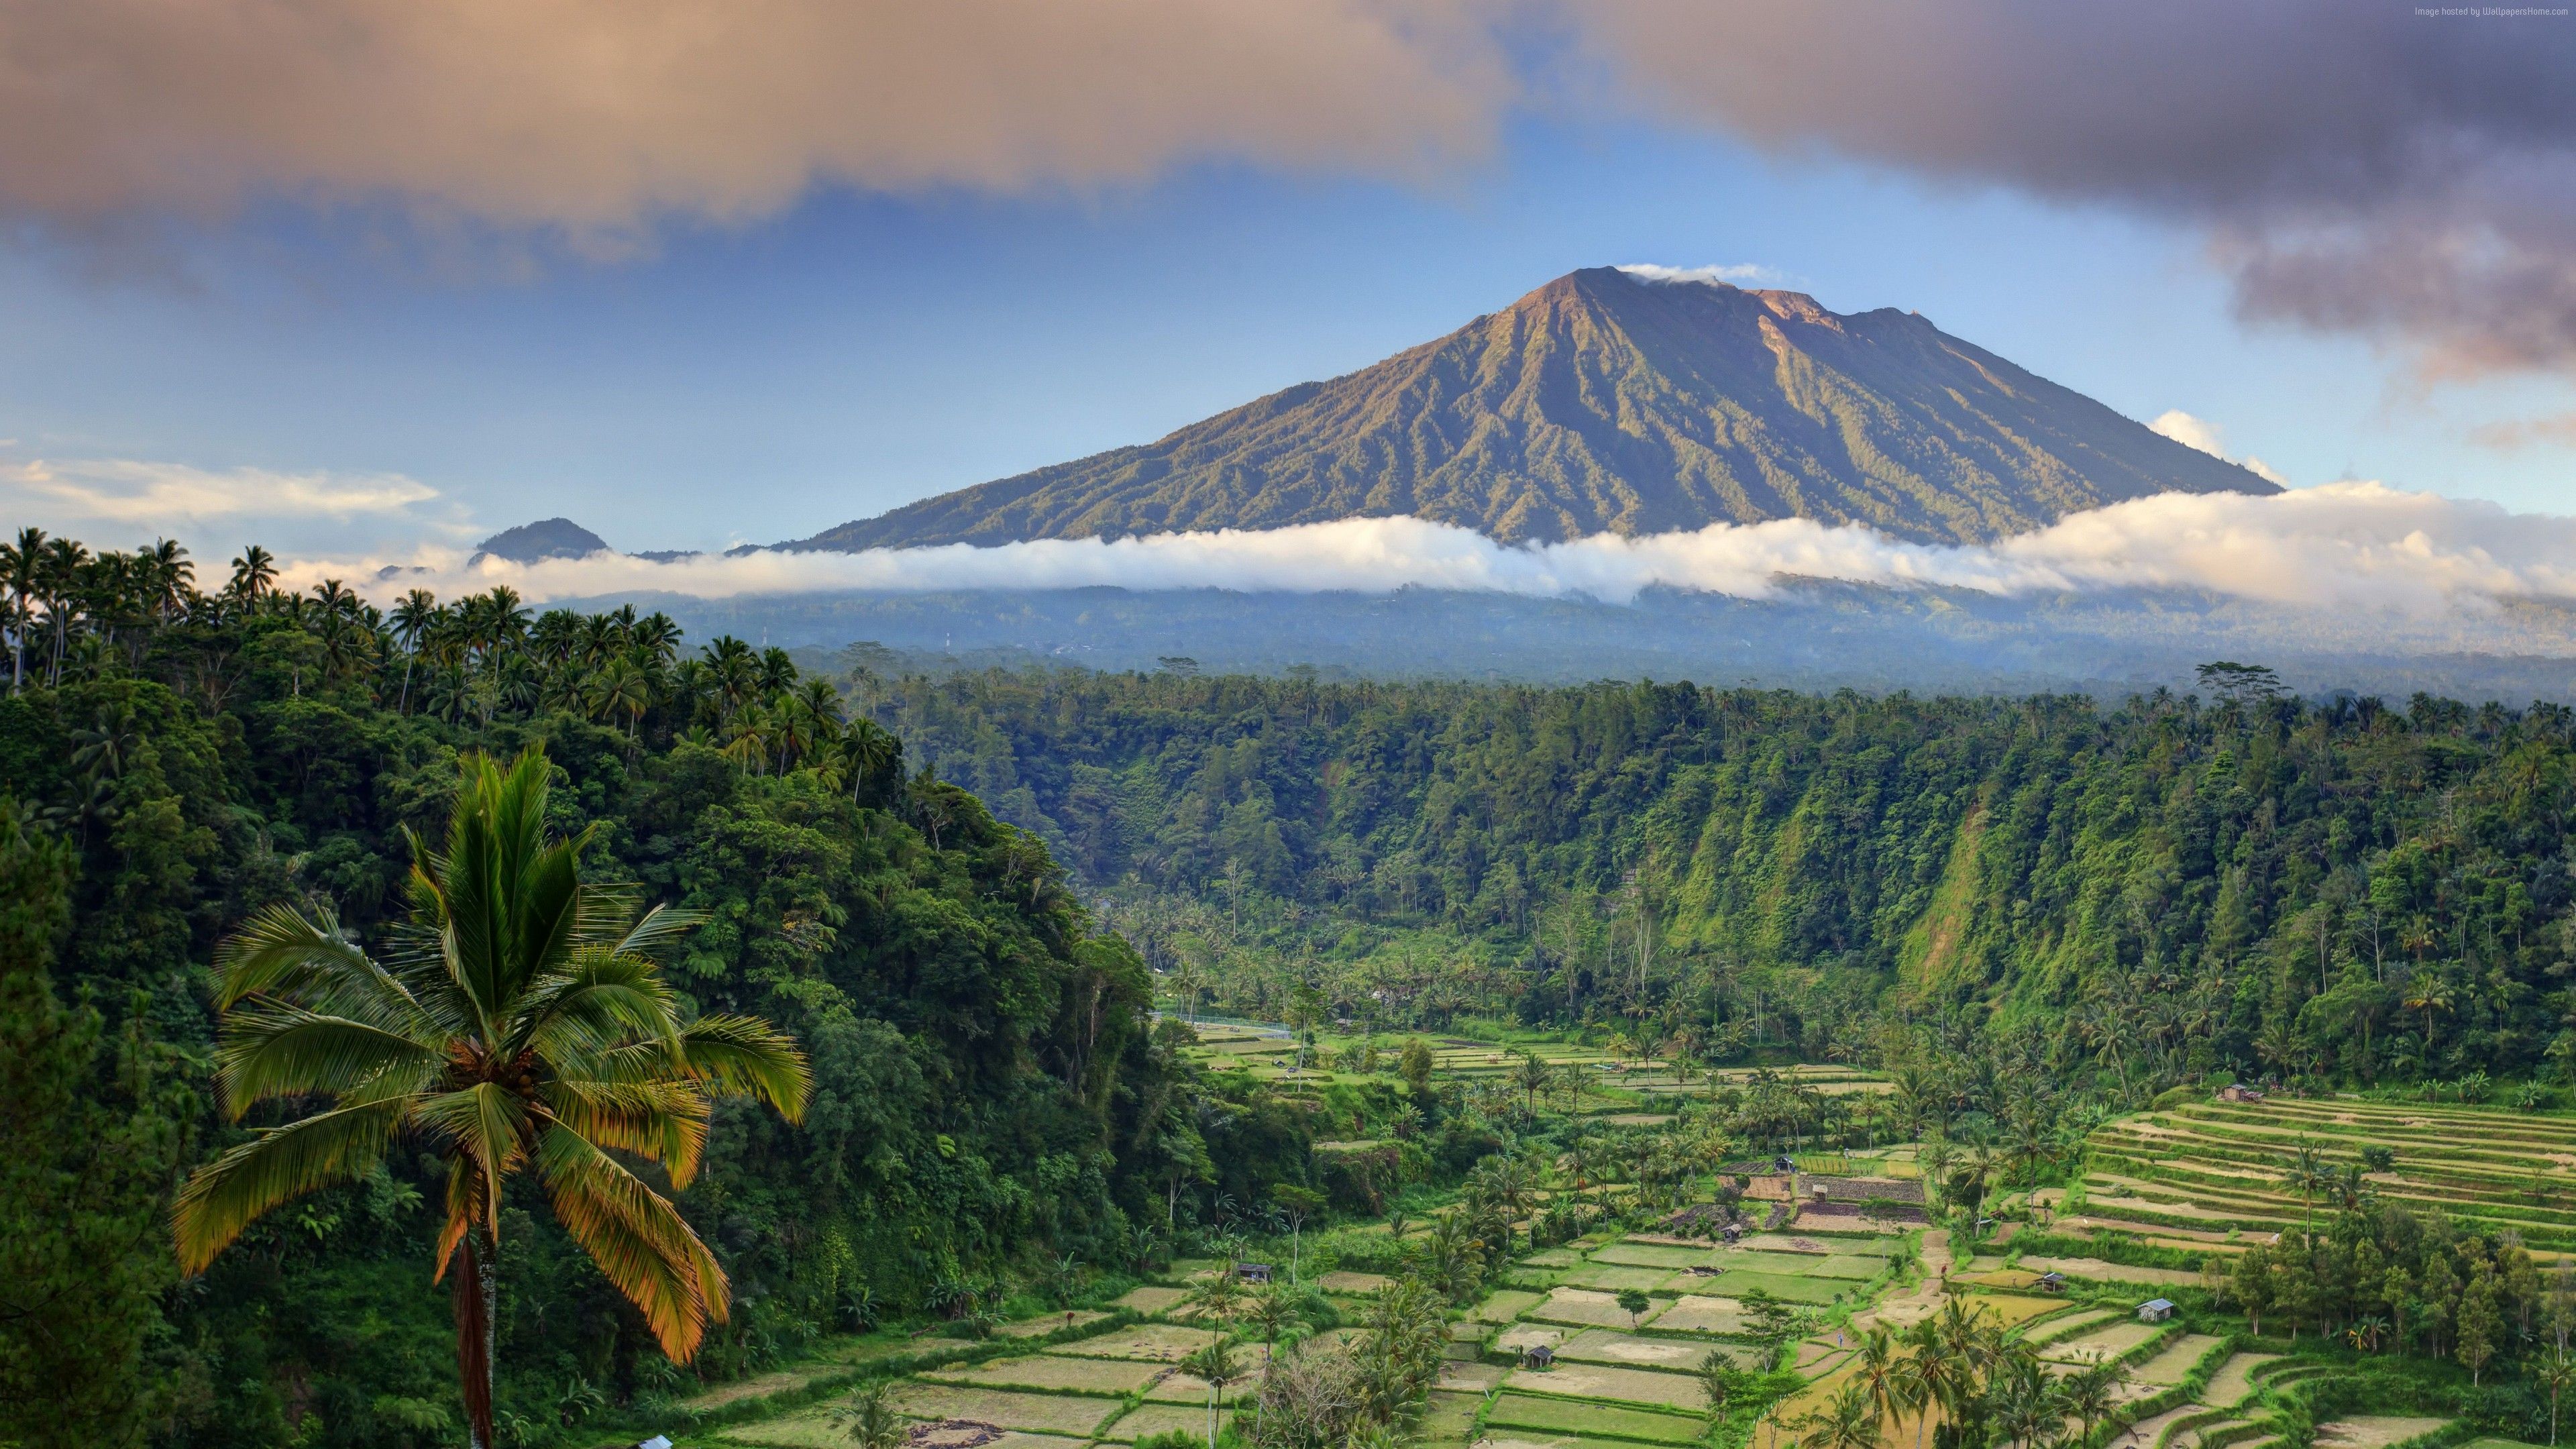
[171,745,812,1449]
[390,590,439,713]
[228,543,277,605]
[1513,1052,1556,1118]
[588,656,655,742]
[2538,1346,2575,1446]
[1798,1381,1884,1449]
[835,1379,906,1449]
[2059,1358,2127,1444]
[1182,1338,1242,1449]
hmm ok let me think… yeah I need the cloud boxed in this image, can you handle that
[4,457,440,527]
[9,3,2575,377]
[1564,0,2576,377]
[2147,411,2288,485]
[2469,411,2576,450]
[306,484,2576,620]
[1617,262,1782,287]
[0,0,1507,241]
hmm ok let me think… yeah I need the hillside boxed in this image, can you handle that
[794,266,2274,551]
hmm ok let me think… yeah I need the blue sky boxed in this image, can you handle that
[4,113,2571,561]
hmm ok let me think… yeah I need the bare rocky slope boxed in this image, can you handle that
[789,266,2274,551]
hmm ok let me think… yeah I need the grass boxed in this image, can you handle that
[1051,1324,1222,1362]
[1534,1289,1651,1328]
[2133,1334,2227,1386]
[917,1354,1165,1395]
[2038,1322,2162,1364]
[1484,1391,1711,1442]
[1474,1289,1551,1323]
[1114,1285,1193,1314]
[1566,1265,1677,1293]
[1704,1271,1841,1305]
[1419,1388,1487,1444]
[2314,1417,2454,1449]
[1097,1404,1212,1442]
[1505,1363,1708,1411]
[1709,1252,1831,1275]
[2077,1095,2576,1252]
[2201,1353,2279,1408]
[888,1384,1128,1436]
[1591,1243,1719,1270]
[1644,1295,1745,1334]
[1558,1329,1748,1371]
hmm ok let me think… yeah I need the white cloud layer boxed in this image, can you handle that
[307,483,2576,619]
[5,457,440,527]
[1617,262,1779,287]
[2149,410,2288,486]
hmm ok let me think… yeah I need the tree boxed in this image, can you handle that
[1513,1051,1556,1118]
[1798,1380,1884,1449]
[836,1379,907,1449]
[1618,1289,1652,1329]
[2538,1347,2575,1447]
[2459,1267,2504,1386]
[2059,1359,2127,1444]
[0,802,187,1449]
[1273,1183,1328,1283]
[2231,1243,2275,1336]
[170,745,813,1449]
[1740,1287,1799,1349]
[1183,1338,1242,1449]
[1699,1350,1746,1422]
[1399,1036,1434,1095]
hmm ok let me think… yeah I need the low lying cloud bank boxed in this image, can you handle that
[313,483,2576,619]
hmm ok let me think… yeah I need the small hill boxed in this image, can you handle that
[470,518,609,565]
[791,266,2273,551]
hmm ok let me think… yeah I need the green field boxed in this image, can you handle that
[1702,1271,1842,1304]
[1485,1391,1711,1442]
[2076,1095,2576,1253]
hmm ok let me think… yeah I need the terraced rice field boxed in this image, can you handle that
[2078,1095,2576,1253]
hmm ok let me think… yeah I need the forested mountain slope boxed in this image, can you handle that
[0,532,1295,1449]
[865,667,2573,1082]
[793,267,2272,551]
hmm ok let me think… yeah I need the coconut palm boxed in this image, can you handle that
[172,745,811,1449]
[835,1379,906,1449]
[1183,1338,1242,1449]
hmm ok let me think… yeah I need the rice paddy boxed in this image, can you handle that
[2074,1094,2576,1255]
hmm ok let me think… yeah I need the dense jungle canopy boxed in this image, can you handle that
[7,528,2576,1447]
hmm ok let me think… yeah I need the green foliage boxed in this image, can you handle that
[0,532,1225,1448]
[870,667,2576,1102]
[0,802,193,1449]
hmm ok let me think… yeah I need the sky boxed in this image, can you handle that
[2,1,2572,564]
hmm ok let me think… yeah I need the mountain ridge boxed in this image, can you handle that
[788,266,2275,553]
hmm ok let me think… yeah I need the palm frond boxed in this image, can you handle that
[512,949,683,1062]
[533,1124,727,1360]
[678,1014,813,1122]
[174,1097,411,1272]
[211,901,414,1016]
[433,1150,484,1283]
[608,901,704,962]
[213,1005,441,1119]
[508,834,586,1002]
[411,1083,531,1241]
[541,1077,711,1183]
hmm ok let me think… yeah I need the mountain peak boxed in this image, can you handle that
[790,266,2277,553]
[471,517,610,565]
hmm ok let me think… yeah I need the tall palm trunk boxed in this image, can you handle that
[453,1229,498,1449]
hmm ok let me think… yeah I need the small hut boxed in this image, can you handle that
[1236,1263,1275,1285]
[2137,1299,2175,1323]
